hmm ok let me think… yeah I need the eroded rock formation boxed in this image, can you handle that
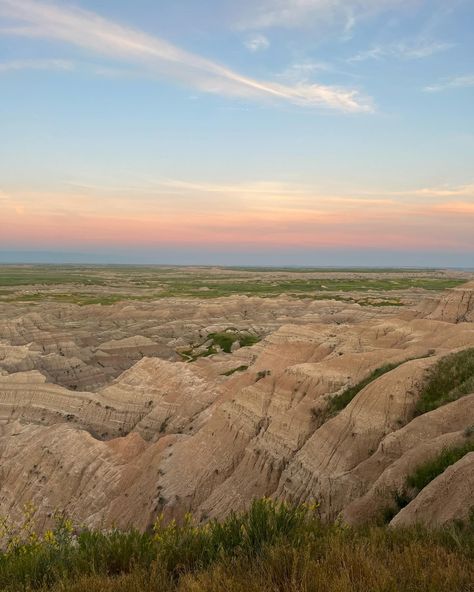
[0,284,473,530]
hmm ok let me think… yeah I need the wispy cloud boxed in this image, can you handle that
[278,61,332,82]
[348,40,454,63]
[66,177,474,202]
[409,184,474,197]
[244,34,270,52]
[0,58,74,73]
[0,0,371,112]
[238,0,412,31]
[3,178,473,251]
[424,74,474,92]
[277,60,360,86]
[357,183,474,199]
[0,57,147,80]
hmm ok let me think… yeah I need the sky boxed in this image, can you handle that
[0,0,473,266]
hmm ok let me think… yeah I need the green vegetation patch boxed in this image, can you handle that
[5,293,135,306]
[301,294,404,307]
[327,361,408,416]
[415,348,474,415]
[0,266,466,306]
[0,268,104,287]
[383,436,474,523]
[180,331,260,362]
[157,278,464,299]
[208,331,260,353]
[407,440,474,492]
[0,499,473,592]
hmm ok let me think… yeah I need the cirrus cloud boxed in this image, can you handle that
[0,0,372,112]
[244,34,270,52]
[237,0,416,31]
[424,74,474,92]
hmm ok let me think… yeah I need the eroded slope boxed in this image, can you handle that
[0,279,473,530]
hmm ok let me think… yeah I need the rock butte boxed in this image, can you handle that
[0,281,474,530]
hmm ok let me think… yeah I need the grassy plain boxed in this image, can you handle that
[0,265,467,307]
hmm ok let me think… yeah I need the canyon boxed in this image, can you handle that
[0,267,473,532]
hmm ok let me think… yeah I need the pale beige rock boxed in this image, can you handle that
[0,284,473,531]
[415,281,474,323]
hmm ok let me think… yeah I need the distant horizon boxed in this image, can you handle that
[0,249,472,270]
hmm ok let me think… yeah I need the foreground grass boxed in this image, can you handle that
[415,347,474,415]
[1,500,473,592]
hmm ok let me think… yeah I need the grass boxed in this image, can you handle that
[407,440,474,491]
[326,349,444,418]
[0,268,105,287]
[209,331,260,353]
[180,331,260,361]
[415,347,474,415]
[382,436,474,523]
[4,293,137,306]
[0,499,473,592]
[0,266,465,303]
[299,294,404,307]
[155,278,464,299]
[326,360,409,416]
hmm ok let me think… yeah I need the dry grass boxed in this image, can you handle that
[48,531,474,592]
[1,500,473,592]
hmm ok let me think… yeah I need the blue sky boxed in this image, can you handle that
[0,0,473,266]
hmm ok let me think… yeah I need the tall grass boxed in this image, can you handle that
[415,348,474,415]
[1,499,473,592]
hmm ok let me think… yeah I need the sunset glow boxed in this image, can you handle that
[1,0,473,265]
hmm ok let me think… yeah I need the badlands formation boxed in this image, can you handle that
[0,268,473,532]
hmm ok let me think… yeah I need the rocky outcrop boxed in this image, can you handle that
[0,285,473,531]
[0,295,384,391]
[415,281,474,323]
[341,394,474,524]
